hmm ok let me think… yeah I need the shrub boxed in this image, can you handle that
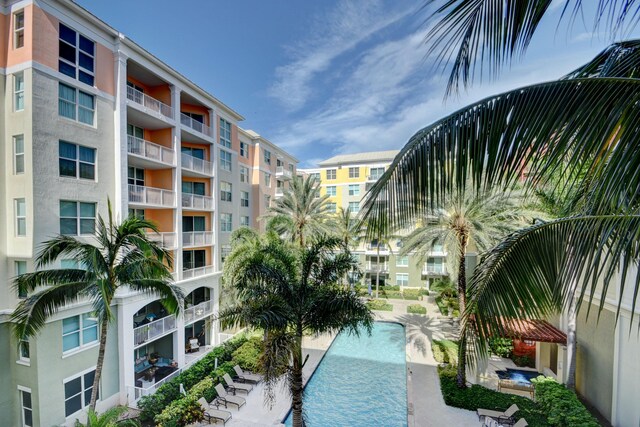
[432,339,458,364]
[419,288,430,296]
[384,290,404,299]
[155,377,214,427]
[407,304,426,315]
[532,377,599,426]
[512,355,535,368]
[436,296,460,316]
[232,336,263,372]
[437,365,548,426]
[402,289,422,300]
[366,299,393,311]
[489,338,514,358]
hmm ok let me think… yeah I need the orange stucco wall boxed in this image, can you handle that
[96,43,114,95]
[145,209,174,232]
[231,123,239,152]
[148,128,172,149]
[146,169,173,190]
[181,141,210,161]
[181,103,210,126]
[128,75,170,105]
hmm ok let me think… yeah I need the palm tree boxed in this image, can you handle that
[361,41,640,388]
[74,407,139,427]
[333,207,365,287]
[400,189,535,387]
[264,175,333,246]
[220,232,373,427]
[12,202,183,411]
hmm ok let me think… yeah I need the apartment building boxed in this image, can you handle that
[300,150,447,291]
[0,1,295,426]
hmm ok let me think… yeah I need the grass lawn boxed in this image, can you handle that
[366,299,393,311]
[407,304,427,315]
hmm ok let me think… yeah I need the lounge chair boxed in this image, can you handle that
[233,365,263,383]
[483,417,528,427]
[197,397,232,425]
[223,373,253,394]
[477,404,519,424]
[214,384,246,409]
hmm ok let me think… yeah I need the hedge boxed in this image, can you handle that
[232,337,262,373]
[407,304,426,315]
[366,299,393,311]
[532,377,599,426]
[431,339,458,364]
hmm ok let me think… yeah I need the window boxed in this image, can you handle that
[264,172,271,187]
[348,201,360,213]
[327,202,337,213]
[183,249,206,270]
[219,118,231,148]
[59,23,95,86]
[128,208,144,220]
[14,73,24,111]
[264,149,271,165]
[62,314,98,352]
[15,261,27,298]
[19,388,32,427]
[14,135,24,174]
[220,149,232,171]
[309,172,320,182]
[240,141,249,158]
[128,167,145,187]
[240,166,249,183]
[348,184,360,196]
[349,167,360,178]
[14,11,24,49]
[220,213,232,232]
[240,216,250,227]
[60,201,96,235]
[59,141,96,180]
[15,198,26,236]
[326,169,336,180]
[240,191,249,207]
[220,182,232,202]
[289,164,294,172]
[59,83,95,125]
[396,256,409,267]
[19,339,30,362]
[182,216,205,232]
[396,273,409,287]
[221,246,231,264]
[264,195,271,209]
[426,257,445,274]
[182,181,205,195]
[64,369,97,417]
[326,186,337,197]
[369,167,385,180]
[181,146,205,159]
[61,259,80,269]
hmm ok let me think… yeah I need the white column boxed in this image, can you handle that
[174,318,186,367]
[556,345,567,384]
[117,301,137,405]
[535,341,541,373]
[171,85,183,277]
[114,48,129,220]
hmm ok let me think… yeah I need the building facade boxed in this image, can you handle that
[0,1,296,426]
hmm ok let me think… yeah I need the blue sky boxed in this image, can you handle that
[77,0,640,167]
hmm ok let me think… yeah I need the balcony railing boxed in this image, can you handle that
[128,185,176,208]
[181,153,213,176]
[276,166,293,179]
[184,300,214,325]
[146,232,177,250]
[183,265,214,280]
[183,231,214,248]
[126,86,173,119]
[422,266,446,276]
[133,315,177,347]
[367,175,383,181]
[181,193,213,210]
[180,113,213,138]
[366,264,389,273]
[128,135,175,166]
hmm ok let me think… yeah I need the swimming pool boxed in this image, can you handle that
[284,321,407,427]
[496,368,540,384]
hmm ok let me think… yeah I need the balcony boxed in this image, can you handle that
[276,166,293,180]
[146,232,177,250]
[181,153,214,177]
[181,113,213,139]
[183,265,214,280]
[422,266,446,276]
[183,231,214,248]
[184,299,214,325]
[366,263,389,273]
[133,315,176,347]
[127,135,175,167]
[367,174,383,181]
[365,244,390,255]
[181,194,214,210]
[129,185,176,208]
[127,86,173,121]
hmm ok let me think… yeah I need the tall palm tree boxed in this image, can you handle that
[333,207,365,287]
[12,202,183,411]
[220,232,373,427]
[400,189,535,387]
[361,41,640,386]
[264,175,332,246]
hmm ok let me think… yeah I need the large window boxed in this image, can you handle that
[15,198,26,236]
[326,186,337,197]
[59,141,96,180]
[14,73,24,111]
[64,369,97,417]
[59,83,95,125]
[264,172,271,187]
[264,149,271,165]
[327,202,337,213]
[396,256,409,267]
[182,181,205,195]
[220,182,232,202]
[240,191,249,207]
[181,146,205,159]
[369,167,385,180]
[60,201,96,235]
[426,257,445,274]
[221,246,231,264]
[220,213,232,232]
[19,338,30,363]
[19,387,32,427]
[348,201,360,213]
[326,169,336,180]
[183,216,205,232]
[240,216,249,227]
[348,167,360,178]
[62,314,98,352]
[15,261,27,298]
[219,149,232,171]
[396,273,409,287]
[264,195,271,209]
[183,249,206,270]
[309,172,320,182]
[14,11,24,49]
[128,167,145,187]
[240,166,249,183]
[13,135,24,174]
[240,141,249,158]
[219,118,231,148]
[59,23,95,86]
[348,184,360,196]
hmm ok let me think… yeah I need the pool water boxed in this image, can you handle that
[284,322,407,427]
[496,368,540,384]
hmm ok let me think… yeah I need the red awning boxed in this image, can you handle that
[497,318,567,344]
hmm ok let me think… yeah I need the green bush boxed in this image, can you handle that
[232,336,263,372]
[432,339,459,364]
[407,304,426,315]
[402,289,422,300]
[437,365,548,426]
[384,290,404,299]
[419,288,430,296]
[489,338,514,358]
[435,296,460,316]
[532,377,599,426]
[366,299,393,311]
[155,377,214,427]
[512,355,536,368]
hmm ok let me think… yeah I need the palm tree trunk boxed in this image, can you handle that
[565,296,578,390]
[291,329,304,427]
[456,232,469,389]
[89,316,109,411]
[375,243,380,298]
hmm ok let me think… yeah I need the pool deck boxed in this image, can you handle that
[198,298,479,427]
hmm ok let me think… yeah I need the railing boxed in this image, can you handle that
[184,300,214,325]
[183,265,214,280]
[133,315,177,347]
[127,135,175,166]
[276,166,293,179]
[181,152,214,176]
[181,113,213,137]
[128,366,181,406]
[126,86,173,118]
[366,244,389,252]
[367,175,383,181]
[181,193,213,210]
[183,231,214,248]
[422,266,446,275]
[146,232,177,249]
[128,185,176,207]
[366,264,389,272]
